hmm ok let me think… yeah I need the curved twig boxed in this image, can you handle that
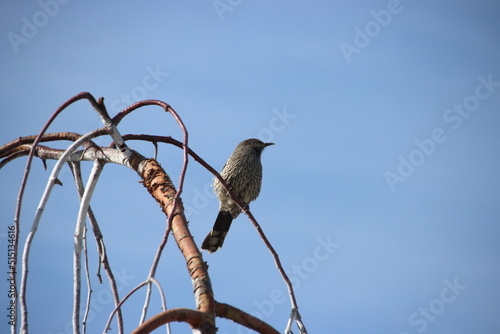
[139,221,172,324]
[104,280,150,333]
[131,308,210,334]
[132,301,280,334]
[215,301,280,334]
[104,277,169,334]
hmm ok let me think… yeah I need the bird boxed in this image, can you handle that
[201,138,274,253]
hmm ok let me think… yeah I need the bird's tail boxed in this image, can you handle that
[201,211,233,253]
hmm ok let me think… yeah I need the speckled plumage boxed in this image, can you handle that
[201,138,273,253]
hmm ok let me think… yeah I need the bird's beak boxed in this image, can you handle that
[264,142,275,147]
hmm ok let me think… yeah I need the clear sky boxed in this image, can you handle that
[1,1,500,333]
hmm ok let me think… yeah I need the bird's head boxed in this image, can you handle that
[238,138,274,155]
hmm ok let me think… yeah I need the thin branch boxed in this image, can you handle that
[245,210,307,334]
[103,276,169,334]
[118,135,220,177]
[149,277,168,315]
[215,301,280,334]
[111,100,172,125]
[73,160,105,334]
[0,132,97,159]
[1,144,54,169]
[148,277,170,334]
[139,221,172,324]
[286,308,307,334]
[103,280,150,333]
[132,301,281,334]
[131,308,209,334]
[82,223,92,334]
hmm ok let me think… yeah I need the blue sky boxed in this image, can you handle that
[1,1,500,333]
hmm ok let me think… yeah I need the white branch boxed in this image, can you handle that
[285,308,308,334]
[149,277,170,334]
[73,160,105,334]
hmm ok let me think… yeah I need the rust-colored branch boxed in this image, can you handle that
[139,159,216,331]
[112,99,171,125]
[131,308,210,334]
[132,302,280,334]
[0,132,97,158]
[215,301,280,334]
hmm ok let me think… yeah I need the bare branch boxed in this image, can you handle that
[139,159,216,332]
[104,281,149,333]
[82,223,92,334]
[104,276,168,334]
[139,221,172,324]
[133,301,281,334]
[287,308,307,334]
[246,211,307,333]
[111,100,172,126]
[131,308,210,334]
[148,277,170,334]
[0,132,97,159]
[72,160,105,334]
[69,161,125,332]
[215,301,280,334]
